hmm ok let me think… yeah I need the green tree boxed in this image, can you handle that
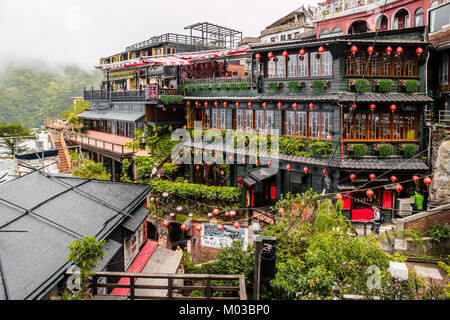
[71,159,111,180]
[0,122,34,158]
[66,236,106,299]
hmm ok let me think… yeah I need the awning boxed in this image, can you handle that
[249,168,276,182]
[243,177,258,187]
[143,56,191,66]
[78,110,145,123]
[122,206,150,233]
[95,238,122,272]
[15,149,59,160]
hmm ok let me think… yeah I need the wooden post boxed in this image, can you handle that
[92,275,98,296]
[168,277,173,299]
[253,236,262,300]
[206,278,212,300]
[129,277,135,300]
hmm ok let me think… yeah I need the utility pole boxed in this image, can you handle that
[253,235,277,300]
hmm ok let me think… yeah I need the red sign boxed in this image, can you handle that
[146,84,159,99]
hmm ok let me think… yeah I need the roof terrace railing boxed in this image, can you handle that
[83,87,182,102]
[63,131,136,155]
[126,33,226,51]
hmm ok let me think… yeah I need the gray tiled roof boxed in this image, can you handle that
[0,171,150,300]
[339,93,433,103]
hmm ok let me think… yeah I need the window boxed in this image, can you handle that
[267,50,332,78]
[310,52,321,76]
[346,112,417,140]
[254,110,274,133]
[267,55,286,78]
[298,54,309,77]
[296,112,307,137]
[265,110,274,133]
[212,109,219,129]
[287,54,298,77]
[414,7,424,27]
[321,51,333,76]
[203,109,211,129]
[236,110,244,131]
[309,113,320,138]
[440,54,449,84]
[256,110,264,132]
[285,111,295,135]
[321,113,333,139]
[245,110,254,132]
[281,35,286,42]
[284,111,332,139]
[219,109,226,129]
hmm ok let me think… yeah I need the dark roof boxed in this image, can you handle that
[0,171,150,300]
[337,158,429,171]
[95,239,122,272]
[339,93,433,104]
[122,206,150,233]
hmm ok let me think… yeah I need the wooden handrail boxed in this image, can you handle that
[65,132,136,155]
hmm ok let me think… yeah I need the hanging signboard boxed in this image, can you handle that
[146,84,159,99]
[201,223,248,250]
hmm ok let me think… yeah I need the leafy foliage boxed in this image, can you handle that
[0,122,34,158]
[288,81,299,93]
[239,82,249,91]
[352,144,366,158]
[405,80,419,93]
[71,159,111,180]
[352,79,369,93]
[268,82,278,92]
[377,79,393,93]
[279,137,334,158]
[312,80,326,93]
[379,144,393,157]
[426,224,450,243]
[404,144,417,158]
[160,94,184,105]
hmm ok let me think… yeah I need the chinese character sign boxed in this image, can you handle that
[200,223,248,250]
[146,84,159,99]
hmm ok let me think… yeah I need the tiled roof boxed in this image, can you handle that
[338,158,429,171]
[339,93,433,104]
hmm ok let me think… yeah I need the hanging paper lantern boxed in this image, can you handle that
[390,176,397,183]
[309,103,315,110]
[170,212,176,218]
[424,177,432,186]
[235,102,240,108]
[204,151,209,157]
[225,211,230,217]
[390,104,397,112]
[268,161,272,167]
[172,108,177,112]
[318,46,325,53]
[223,101,229,107]
[195,101,200,107]
[370,104,376,112]
[395,184,403,193]
[163,220,170,228]
[299,49,306,56]
[162,107,167,112]
[256,159,261,166]
[350,173,356,181]
[176,206,183,212]
[196,225,203,232]
[217,224,224,231]
[186,101,191,107]
[292,103,298,109]
[386,46,393,54]
[304,167,309,174]
[369,174,376,180]
[286,164,292,171]
[230,210,237,217]
[181,224,187,231]
[188,213,193,218]
[367,46,374,54]
[208,212,213,218]
[228,155,234,162]
[214,101,219,107]
[416,47,423,56]
[268,52,274,59]
[242,157,247,163]
[262,102,268,108]
[277,102,283,109]
[350,45,358,54]
[323,169,329,176]
[396,47,403,54]
[255,53,262,60]
[352,104,357,110]
[412,175,420,183]
[366,189,374,198]
[335,193,343,201]
[204,102,209,107]
[234,222,241,229]
[278,208,285,215]
[282,50,289,57]
[213,209,220,216]
[248,102,253,108]
[195,165,200,170]
[162,192,169,198]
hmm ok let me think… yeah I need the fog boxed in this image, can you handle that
[0,0,316,71]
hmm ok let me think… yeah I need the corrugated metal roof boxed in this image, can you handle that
[0,171,151,300]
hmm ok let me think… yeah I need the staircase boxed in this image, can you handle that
[50,126,72,174]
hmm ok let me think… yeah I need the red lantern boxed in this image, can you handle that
[282,50,289,57]
[350,173,356,181]
[286,164,292,171]
[208,212,213,218]
[196,225,203,232]
[367,46,374,54]
[424,177,432,186]
[309,103,315,110]
[277,102,283,109]
[386,46,393,54]
[224,211,230,217]
[181,224,187,231]
[366,189,374,198]
[204,102,209,107]
[268,52,274,59]
[390,104,397,112]
[204,151,208,157]
[350,45,358,54]
[195,101,200,107]
[235,102,240,108]
[352,104,357,110]
[186,101,191,107]
[396,47,403,54]
[278,208,285,216]
[268,161,272,167]
[255,53,262,60]
[172,108,176,112]
[412,175,420,183]
[292,103,298,109]
[256,159,261,166]
[304,167,309,174]
[390,176,397,183]
[369,104,376,112]
[395,184,403,193]
[162,107,167,111]
[234,222,241,229]
[213,209,220,216]
[223,101,229,107]
[416,47,423,56]
[299,49,306,56]
[228,155,234,162]
[163,220,170,228]
[318,46,325,54]
[196,165,200,170]
[217,224,224,231]
[262,102,268,108]
[369,174,376,180]
[335,193,343,201]
[248,102,253,108]
[323,169,329,176]
[214,101,219,107]
[230,210,237,217]
[170,212,176,217]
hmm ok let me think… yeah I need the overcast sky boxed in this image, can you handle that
[0,0,318,70]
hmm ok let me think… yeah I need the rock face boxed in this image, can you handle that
[429,140,450,206]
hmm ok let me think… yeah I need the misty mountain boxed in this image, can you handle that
[0,63,102,128]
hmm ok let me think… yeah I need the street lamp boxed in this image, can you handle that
[140,131,147,148]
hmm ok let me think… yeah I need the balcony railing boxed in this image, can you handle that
[126,33,225,51]
[77,271,247,300]
[63,131,136,155]
[313,0,382,21]
[439,110,450,128]
[83,87,182,102]
[181,75,252,85]
[44,117,67,130]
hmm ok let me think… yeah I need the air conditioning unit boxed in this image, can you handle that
[397,198,412,217]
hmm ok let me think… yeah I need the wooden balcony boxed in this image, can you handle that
[83,87,183,102]
[181,75,252,86]
[81,272,247,300]
[44,117,68,130]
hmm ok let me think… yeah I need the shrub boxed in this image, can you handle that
[194,84,202,92]
[202,84,210,91]
[160,94,184,105]
[404,144,417,158]
[221,83,229,91]
[211,83,218,91]
[268,82,278,92]
[377,79,393,93]
[312,80,326,93]
[229,82,238,91]
[163,162,179,177]
[288,81,299,93]
[405,80,419,93]
[426,224,450,243]
[239,82,249,90]
[353,144,366,158]
[379,144,393,157]
[353,79,369,93]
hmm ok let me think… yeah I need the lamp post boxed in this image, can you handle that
[140,131,147,148]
